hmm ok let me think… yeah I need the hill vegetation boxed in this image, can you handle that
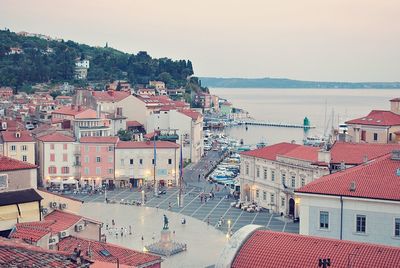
[0,29,194,90]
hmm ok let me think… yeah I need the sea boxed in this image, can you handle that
[210,88,399,146]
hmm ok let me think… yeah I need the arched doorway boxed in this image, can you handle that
[243,184,251,202]
[289,198,295,216]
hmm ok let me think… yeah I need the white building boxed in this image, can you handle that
[75,59,90,69]
[296,150,400,247]
[239,143,329,216]
[115,141,179,188]
[146,108,203,163]
[36,132,79,190]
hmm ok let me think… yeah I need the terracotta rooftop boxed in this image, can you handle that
[346,110,400,126]
[0,155,37,171]
[178,109,202,120]
[59,236,162,267]
[232,230,400,268]
[1,130,34,142]
[126,120,143,128]
[117,141,179,149]
[44,210,84,233]
[296,153,400,201]
[0,237,86,268]
[92,90,130,102]
[80,136,119,143]
[52,106,90,116]
[280,145,320,162]
[240,142,301,161]
[10,220,55,242]
[36,132,75,142]
[330,142,400,164]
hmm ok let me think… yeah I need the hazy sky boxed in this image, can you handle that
[1,0,399,81]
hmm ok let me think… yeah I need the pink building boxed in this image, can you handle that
[80,136,119,189]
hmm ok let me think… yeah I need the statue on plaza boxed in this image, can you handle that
[163,214,169,230]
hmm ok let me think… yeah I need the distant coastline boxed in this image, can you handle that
[200,77,400,89]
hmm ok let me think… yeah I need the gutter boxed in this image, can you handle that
[340,195,343,240]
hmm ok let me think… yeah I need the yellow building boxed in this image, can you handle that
[1,131,36,164]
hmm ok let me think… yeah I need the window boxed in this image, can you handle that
[270,193,275,204]
[22,155,27,162]
[301,177,306,187]
[394,218,400,237]
[356,215,366,233]
[61,167,70,174]
[263,191,267,200]
[245,164,249,175]
[63,154,68,162]
[168,159,172,165]
[108,168,114,174]
[373,133,378,141]
[271,170,275,181]
[320,211,329,229]
[139,159,143,165]
[96,167,101,175]
[10,145,16,151]
[96,157,101,163]
[0,174,8,190]
[291,176,296,188]
[256,189,259,198]
[48,166,57,174]
[263,168,267,180]
[130,159,134,165]
[84,167,89,175]
[281,197,285,207]
[108,156,113,163]
[50,144,55,150]
[63,143,68,150]
[108,146,114,152]
[50,154,55,162]
[256,166,260,178]
[281,173,286,186]
[21,145,27,151]
[389,133,393,141]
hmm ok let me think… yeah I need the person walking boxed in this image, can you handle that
[129,225,132,235]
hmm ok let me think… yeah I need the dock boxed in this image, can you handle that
[237,120,315,129]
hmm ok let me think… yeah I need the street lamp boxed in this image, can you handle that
[226,219,232,238]
[141,190,145,206]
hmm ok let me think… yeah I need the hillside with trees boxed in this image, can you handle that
[0,29,194,90]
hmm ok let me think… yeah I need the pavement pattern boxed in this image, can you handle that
[66,151,299,234]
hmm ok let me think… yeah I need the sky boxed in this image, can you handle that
[0,0,399,82]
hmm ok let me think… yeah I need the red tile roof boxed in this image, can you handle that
[232,230,400,268]
[80,136,119,143]
[0,155,37,171]
[10,221,54,242]
[59,236,162,267]
[44,210,83,233]
[36,132,75,142]
[92,90,130,102]
[178,109,201,120]
[126,120,143,128]
[52,106,91,116]
[330,142,400,164]
[1,130,34,142]
[117,141,179,149]
[240,142,301,161]
[0,237,85,268]
[296,153,400,201]
[346,110,400,126]
[281,145,320,162]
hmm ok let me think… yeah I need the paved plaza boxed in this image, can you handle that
[69,185,299,234]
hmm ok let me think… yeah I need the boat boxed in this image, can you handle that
[303,136,326,147]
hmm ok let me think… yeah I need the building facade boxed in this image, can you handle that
[296,151,400,247]
[115,141,179,188]
[1,131,36,164]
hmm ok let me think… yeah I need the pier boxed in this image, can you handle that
[237,120,315,129]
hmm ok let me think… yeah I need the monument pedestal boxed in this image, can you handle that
[145,229,186,257]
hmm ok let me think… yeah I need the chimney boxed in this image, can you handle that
[391,150,400,160]
[363,155,368,163]
[349,181,356,192]
[318,149,331,164]
[340,161,346,170]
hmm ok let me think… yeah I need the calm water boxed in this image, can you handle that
[211,88,399,145]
